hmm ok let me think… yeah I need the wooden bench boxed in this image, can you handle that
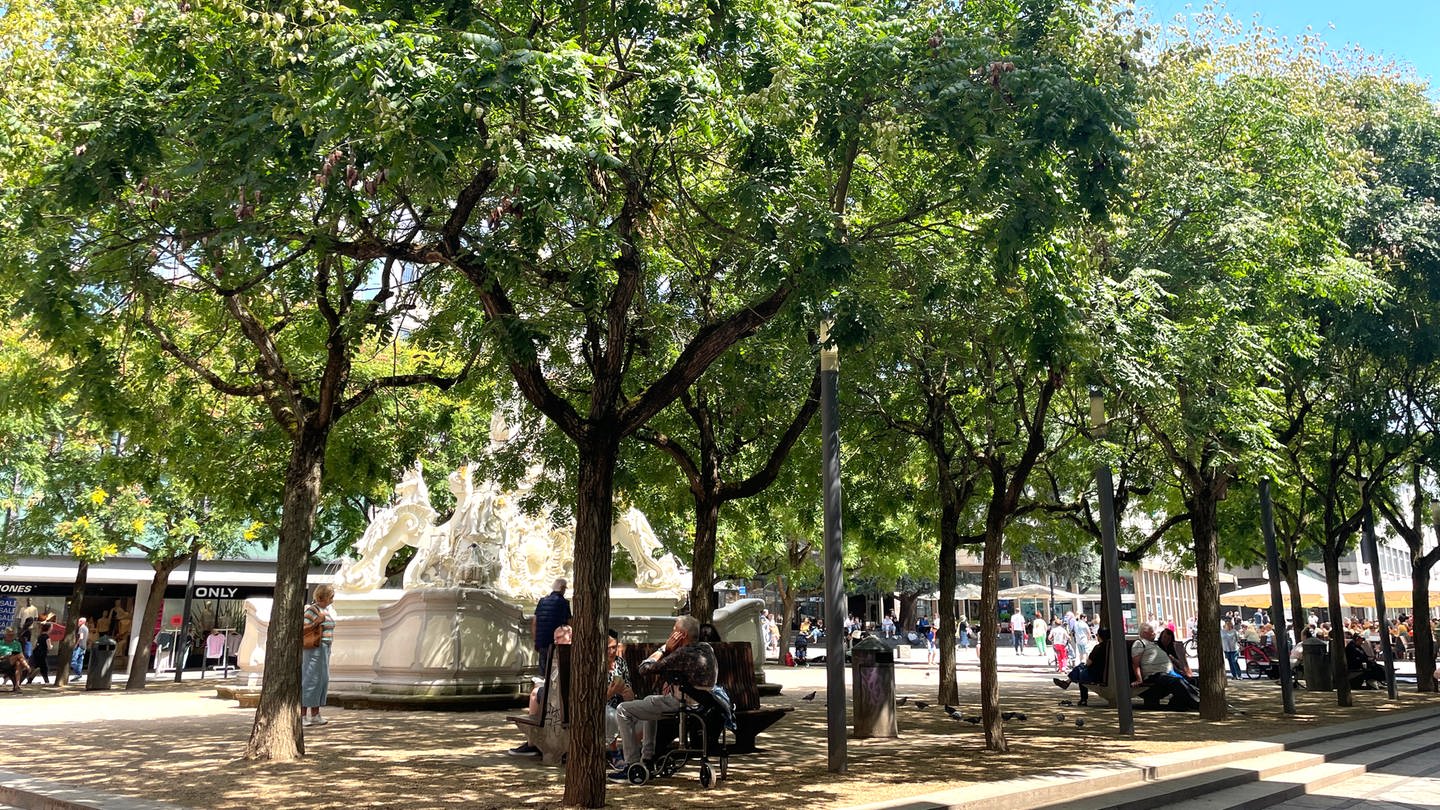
[624,641,791,754]
[1084,639,1155,708]
[505,645,571,765]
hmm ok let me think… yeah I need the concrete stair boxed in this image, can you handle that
[1045,709,1440,810]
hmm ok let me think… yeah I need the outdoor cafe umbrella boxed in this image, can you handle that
[1220,573,1354,609]
[1343,578,1440,609]
[997,583,1083,601]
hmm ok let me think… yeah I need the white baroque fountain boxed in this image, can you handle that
[238,414,765,699]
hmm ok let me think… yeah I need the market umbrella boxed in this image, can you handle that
[998,583,1083,601]
[1343,578,1440,609]
[1220,573,1355,609]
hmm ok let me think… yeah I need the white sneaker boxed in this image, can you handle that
[302,716,313,726]
[310,715,328,726]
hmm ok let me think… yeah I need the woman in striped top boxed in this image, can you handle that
[302,584,337,726]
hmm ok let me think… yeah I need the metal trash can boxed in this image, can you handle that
[86,637,117,691]
[851,636,897,738]
[1301,637,1331,692]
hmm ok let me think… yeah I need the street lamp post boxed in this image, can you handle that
[1090,390,1133,736]
[820,322,846,774]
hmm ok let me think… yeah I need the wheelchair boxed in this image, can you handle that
[625,676,731,788]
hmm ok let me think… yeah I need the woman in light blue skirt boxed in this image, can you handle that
[301,584,336,726]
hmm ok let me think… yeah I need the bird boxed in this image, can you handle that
[914,701,929,710]
[1075,717,1085,728]
[1058,699,1073,707]
[801,691,817,702]
[1055,713,1065,723]
[963,715,980,724]
[944,705,962,719]
[1001,711,1026,721]
[896,696,909,706]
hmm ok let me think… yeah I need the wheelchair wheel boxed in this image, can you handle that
[659,753,686,778]
[1245,660,1262,680]
[626,762,650,785]
[699,762,713,788]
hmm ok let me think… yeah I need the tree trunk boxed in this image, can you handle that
[1286,558,1304,644]
[56,560,89,687]
[1413,564,1436,692]
[689,494,721,623]
[245,425,328,761]
[897,591,919,638]
[1322,550,1353,707]
[934,463,962,704]
[126,560,183,690]
[779,573,798,662]
[978,519,1006,751]
[1188,489,1227,720]
[563,438,618,809]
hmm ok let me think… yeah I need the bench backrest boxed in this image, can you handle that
[623,641,760,712]
[1089,639,1141,687]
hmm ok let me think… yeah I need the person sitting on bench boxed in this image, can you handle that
[1053,627,1111,705]
[1344,631,1386,689]
[1132,622,1200,711]
[609,615,718,783]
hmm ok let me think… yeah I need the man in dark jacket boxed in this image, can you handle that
[531,578,571,674]
[610,615,718,781]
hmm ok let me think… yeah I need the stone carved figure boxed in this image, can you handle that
[335,463,438,593]
[336,457,686,601]
[404,464,505,590]
[612,507,683,591]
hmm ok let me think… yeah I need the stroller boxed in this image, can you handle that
[1239,640,1279,679]
[624,674,732,788]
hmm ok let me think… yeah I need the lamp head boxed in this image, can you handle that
[819,320,839,371]
[1088,389,1107,438]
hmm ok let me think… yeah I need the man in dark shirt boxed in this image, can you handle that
[531,578,571,674]
[609,615,718,781]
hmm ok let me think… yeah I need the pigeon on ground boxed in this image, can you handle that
[801,691,818,702]
[1075,717,1085,728]
[1055,713,1065,723]
[963,716,980,724]
[944,705,961,718]
[1000,711,1027,721]
[1058,699,1073,707]
[914,701,929,710]
[896,696,909,706]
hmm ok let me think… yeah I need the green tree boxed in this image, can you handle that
[1095,27,1371,720]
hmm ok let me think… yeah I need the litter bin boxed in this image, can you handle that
[851,636,897,738]
[86,637,117,691]
[1300,637,1331,692]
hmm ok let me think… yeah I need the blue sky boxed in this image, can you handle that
[1137,1,1440,88]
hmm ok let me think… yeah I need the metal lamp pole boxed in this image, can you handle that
[1091,391,1133,736]
[820,322,847,773]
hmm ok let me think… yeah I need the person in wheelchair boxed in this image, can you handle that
[609,615,718,783]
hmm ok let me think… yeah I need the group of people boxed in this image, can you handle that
[1011,611,1097,672]
[503,578,733,785]
[1,606,92,691]
[1051,621,1200,711]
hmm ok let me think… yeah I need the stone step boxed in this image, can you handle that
[839,706,1440,810]
[1050,712,1440,810]
[1158,732,1440,810]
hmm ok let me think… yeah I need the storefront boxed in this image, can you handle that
[1,556,332,672]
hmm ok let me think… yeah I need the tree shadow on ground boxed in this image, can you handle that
[1,677,1437,809]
